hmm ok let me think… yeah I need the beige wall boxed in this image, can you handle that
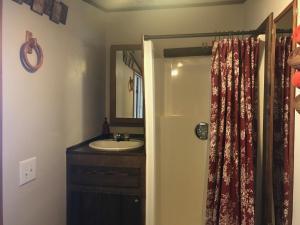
[106,4,246,44]
[2,1,106,225]
[3,1,300,225]
[243,0,293,29]
[294,94,300,223]
[105,4,246,132]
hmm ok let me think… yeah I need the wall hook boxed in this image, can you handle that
[128,77,134,92]
[20,31,43,73]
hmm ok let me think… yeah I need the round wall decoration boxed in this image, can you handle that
[20,31,44,73]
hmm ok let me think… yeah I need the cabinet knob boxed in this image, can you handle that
[134,198,139,203]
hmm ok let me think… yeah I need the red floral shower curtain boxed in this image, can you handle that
[206,38,259,225]
[273,36,292,225]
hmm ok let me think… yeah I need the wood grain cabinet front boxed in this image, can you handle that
[70,166,140,188]
[69,191,141,225]
[67,152,145,225]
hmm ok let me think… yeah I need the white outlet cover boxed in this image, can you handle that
[19,157,37,186]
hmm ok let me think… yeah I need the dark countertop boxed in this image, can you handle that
[66,134,145,156]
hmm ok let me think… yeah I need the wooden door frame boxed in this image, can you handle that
[0,0,3,224]
[257,13,275,225]
[274,1,298,224]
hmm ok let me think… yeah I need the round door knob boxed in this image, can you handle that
[195,122,208,140]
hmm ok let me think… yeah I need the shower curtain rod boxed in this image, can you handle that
[144,29,292,40]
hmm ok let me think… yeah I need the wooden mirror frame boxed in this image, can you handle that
[259,2,297,222]
[110,44,144,127]
[257,3,297,222]
[273,1,297,224]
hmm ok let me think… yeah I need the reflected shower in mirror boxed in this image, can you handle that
[110,45,144,126]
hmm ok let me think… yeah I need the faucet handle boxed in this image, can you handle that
[124,133,130,140]
[113,133,123,141]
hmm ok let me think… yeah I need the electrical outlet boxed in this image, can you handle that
[19,157,36,186]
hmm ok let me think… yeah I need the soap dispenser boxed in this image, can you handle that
[102,117,110,138]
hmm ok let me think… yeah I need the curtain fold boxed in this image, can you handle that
[273,36,292,225]
[206,37,259,225]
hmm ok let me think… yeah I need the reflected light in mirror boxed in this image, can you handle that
[177,62,183,67]
[171,68,179,77]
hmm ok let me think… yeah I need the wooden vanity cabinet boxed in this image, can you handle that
[67,151,145,225]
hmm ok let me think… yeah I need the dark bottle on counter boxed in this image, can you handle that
[102,117,110,138]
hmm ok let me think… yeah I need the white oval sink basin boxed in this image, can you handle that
[89,139,144,151]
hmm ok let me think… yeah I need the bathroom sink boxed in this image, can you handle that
[89,139,144,151]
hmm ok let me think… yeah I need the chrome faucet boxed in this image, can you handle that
[113,133,130,141]
[113,133,122,141]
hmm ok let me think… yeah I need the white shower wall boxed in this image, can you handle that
[145,41,212,225]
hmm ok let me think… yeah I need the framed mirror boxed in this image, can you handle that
[110,45,144,126]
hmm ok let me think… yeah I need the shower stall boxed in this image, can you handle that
[144,38,212,225]
[143,10,294,225]
[143,29,270,225]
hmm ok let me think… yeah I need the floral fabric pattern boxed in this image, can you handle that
[206,38,259,225]
[273,36,292,225]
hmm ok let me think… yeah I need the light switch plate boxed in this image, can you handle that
[19,157,36,186]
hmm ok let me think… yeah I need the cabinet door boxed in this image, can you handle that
[68,191,81,225]
[68,191,99,225]
[80,192,99,225]
[121,195,141,225]
[99,193,121,225]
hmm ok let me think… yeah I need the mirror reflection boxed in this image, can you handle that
[115,49,143,119]
[273,6,293,225]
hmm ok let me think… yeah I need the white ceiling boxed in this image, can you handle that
[84,0,246,12]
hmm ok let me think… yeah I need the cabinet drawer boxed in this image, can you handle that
[70,166,140,188]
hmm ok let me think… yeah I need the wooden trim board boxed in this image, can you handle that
[0,0,3,224]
